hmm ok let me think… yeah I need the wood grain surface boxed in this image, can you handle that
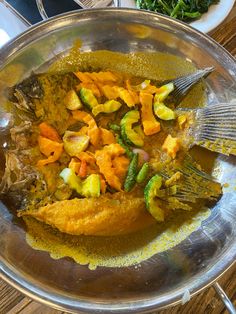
[1,3,236,314]
[0,263,235,314]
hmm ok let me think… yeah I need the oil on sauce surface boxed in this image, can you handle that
[25,208,210,270]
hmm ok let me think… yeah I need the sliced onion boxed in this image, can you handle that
[133,148,149,164]
[63,131,89,157]
[140,79,150,90]
[132,79,150,91]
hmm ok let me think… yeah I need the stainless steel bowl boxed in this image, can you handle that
[0,9,235,314]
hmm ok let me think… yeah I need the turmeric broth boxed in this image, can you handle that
[0,45,220,268]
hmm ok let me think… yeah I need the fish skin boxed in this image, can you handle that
[20,192,155,236]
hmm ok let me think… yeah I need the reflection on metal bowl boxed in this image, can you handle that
[0,8,235,314]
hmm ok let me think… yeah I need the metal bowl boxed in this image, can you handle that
[0,8,235,313]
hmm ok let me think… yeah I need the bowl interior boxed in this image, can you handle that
[0,9,236,313]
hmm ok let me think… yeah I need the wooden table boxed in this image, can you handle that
[1,4,236,314]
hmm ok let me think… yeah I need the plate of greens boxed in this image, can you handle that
[121,0,235,33]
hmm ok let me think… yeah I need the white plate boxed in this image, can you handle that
[120,0,235,33]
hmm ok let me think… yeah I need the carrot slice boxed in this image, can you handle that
[99,174,107,194]
[112,155,130,180]
[39,122,61,142]
[99,84,119,99]
[95,143,125,191]
[74,71,120,83]
[100,128,116,145]
[37,136,63,167]
[68,157,81,175]
[78,159,87,178]
[76,82,102,98]
[72,110,100,147]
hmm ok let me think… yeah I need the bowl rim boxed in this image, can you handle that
[0,7,236,313]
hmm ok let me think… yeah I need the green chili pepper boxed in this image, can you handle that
[108,123,121,132]
[136,162,149,184]
[116,135,134,159]
[124,153,139,192]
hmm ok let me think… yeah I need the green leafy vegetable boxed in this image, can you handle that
[135,0,219,22]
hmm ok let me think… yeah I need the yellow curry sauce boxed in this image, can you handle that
[2,45,219,269]
[25,208,210,270]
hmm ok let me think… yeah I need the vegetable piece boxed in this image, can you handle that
[144,84,159,94]
[177,114,187,129]
[99,174,107,194]
[162,134,180,159]
[60,168,82,195]
[135,0,216,22]
[133,125,145,142]
[72,126,89,136]
[77,82,101,98]
[105,142,125,156]
[132,148,149,163]
[100,128,116,145]
[78,159,87,178]
[74,71,120,83]
[116,87,139,107]
[100,84,139,105]
[79,88,99,110]
[165,171,182,187]
[78,152,98,176]
[134,79,150,91]
[95,143,125,191]
[72,110,100,146]
[153,103,176,120]
[139,92,160,135]
[108,123,121,132]
[37,136,63,167]
[64,89,83,111]
[67,123,89,135]
[39,122,61,142]
[154,83,174,103]
[153,83,175,120]
[116,135,134,159]
[77,151,96,164]
[126,79,158,94]
[121,110,144,147]
[144,174,164,222]
[112,155,130,180]
[100,85,120,100]
[74,71,91,83]
[63,131,89,157]
[92,100,122,116]
[68,157,81,175]
[60,169,100,198]
[81,174,100,198]
[124,153,139,192]
[127,88,140,105]
[136,162,149,183]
